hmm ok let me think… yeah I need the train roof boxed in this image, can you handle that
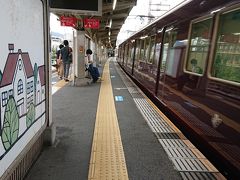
[119,0,240,46]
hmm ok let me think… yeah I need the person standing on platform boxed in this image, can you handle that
[56,44,64,79]
[60,40,72,82]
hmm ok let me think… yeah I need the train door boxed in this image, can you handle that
[184,17,213,93]
[126,42,134,74]
[157,27,177,100]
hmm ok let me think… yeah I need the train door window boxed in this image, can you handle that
[160,29,171,73]
[148,35,156,64]
[124,44,129,65]
[128,42,133,67]
[135,39,140,61]
[144,37,151,62]
[139,39,145,61]
[121,46,124,62]
[154,34,162,66]
[185,17,212,75]
[134,40,140,69]
[211,8,240,84]
[130,41,135,62]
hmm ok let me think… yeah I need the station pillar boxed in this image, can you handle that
[74,30,86,79]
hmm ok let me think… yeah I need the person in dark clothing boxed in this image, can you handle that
[60,40,72,82]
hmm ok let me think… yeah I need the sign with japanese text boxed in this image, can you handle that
[84,19,100,29]
[60,16,77,27]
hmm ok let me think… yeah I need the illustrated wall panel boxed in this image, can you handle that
[0,0,46,176]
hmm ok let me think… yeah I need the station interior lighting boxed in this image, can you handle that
[113,0,117,10]
[140,35,148,39]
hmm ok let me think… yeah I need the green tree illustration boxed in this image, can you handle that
[26,103,35,128]
[1,97,19,151]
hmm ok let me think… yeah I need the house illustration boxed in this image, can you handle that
[0,45,34,127]
[36,65,45,105]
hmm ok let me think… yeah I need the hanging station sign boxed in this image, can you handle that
[60,16,77,27]
[84,19,100,29]
[60,16,100,29]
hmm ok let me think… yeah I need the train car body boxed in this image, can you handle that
[118,0,240,178]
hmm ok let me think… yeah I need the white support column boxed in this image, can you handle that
[74,30,86,78]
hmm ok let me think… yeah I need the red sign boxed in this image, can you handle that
[84,19,100,29]
[60,16,77,27]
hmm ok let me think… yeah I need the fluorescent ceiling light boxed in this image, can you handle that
[140,35,148,39]
[109,19,112,28]
[211,7,224,14]
[113,0,117,10]
[233,33,240,35]
[157,28,163,33]
[166,27,173,32]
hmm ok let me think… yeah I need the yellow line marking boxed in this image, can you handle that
[88,60,129,180]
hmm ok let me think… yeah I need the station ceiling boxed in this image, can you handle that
[51,0,137,48]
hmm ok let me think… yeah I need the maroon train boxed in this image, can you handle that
[117,0,240,178]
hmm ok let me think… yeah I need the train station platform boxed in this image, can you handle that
[24,58,225,180]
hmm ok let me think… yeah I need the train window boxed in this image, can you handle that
[144,37,151,62]
[160,28,177,73]
[124,44,129,65]
[185,18,212,75]
[139,39,145,61]
[135,40,140,61]
[148,36,156,64]
[128,42,134,67]
[211,8,240,83]
[153,34,162,66]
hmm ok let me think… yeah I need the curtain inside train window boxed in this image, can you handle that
[186,18,212,75]
[212,8,240,83]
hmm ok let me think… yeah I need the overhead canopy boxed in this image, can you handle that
[51,0,137,48]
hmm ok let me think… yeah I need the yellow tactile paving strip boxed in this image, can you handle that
[52,79,69,94]
[88,60,129,180]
